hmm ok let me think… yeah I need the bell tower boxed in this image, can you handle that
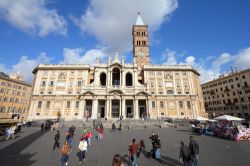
[133,12,150,68]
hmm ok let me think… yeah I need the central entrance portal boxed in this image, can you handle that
[126,100,133,118]
[85,100,92,118]
[112,100,120,118]
[98,100,105,118]
[139,100,146,118]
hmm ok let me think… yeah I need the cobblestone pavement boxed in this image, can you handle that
[1,126,250,166]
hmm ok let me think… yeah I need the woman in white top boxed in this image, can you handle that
[78,137,88,164]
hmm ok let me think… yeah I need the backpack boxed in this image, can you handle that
[61,144,69,154]
[182,145,191,160]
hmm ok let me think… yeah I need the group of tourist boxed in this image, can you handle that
[53,125,95,165]
[179,136,200,166]
[52,124,200,166]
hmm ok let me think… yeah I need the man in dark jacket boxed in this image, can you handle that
[189,136,199,166]
[53,131,60,150]
[149,131,157,158]
[180,141,193,166]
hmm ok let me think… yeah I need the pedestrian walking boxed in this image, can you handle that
[98,127,103,140]
[149,131,156,158]
[78,138,88,164]
[128,138,139,166]
[86,130,93,146]
[112,123,116,132]
[179,141,193,166]
[66,133,73,152]
[60,141,70,166]
[69,125,75,137]
[189,136,199,166]
[53,131,60,150]
[154,135,161,162]
[137,140,145,158]
[100,123,104,130]
[112,154,124,166]
[41,123,44,132]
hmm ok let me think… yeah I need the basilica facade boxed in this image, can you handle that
[28,14,206,121]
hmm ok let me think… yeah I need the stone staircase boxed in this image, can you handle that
[59,119,171,130]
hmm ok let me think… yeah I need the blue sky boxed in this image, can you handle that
[0,0,250,83]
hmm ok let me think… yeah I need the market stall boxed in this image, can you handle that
[212,115,250,141]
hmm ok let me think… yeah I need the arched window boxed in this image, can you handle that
[126,73,133,86]
[238,113,242,118]
[18,108,21,113]
[112,68,120,85]
[100,72,106,86]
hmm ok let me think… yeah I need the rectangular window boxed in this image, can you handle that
[152,101,156,108]
[46,101,50,108]
[49,81,54,86]
[184,81,188,88]
[187,101,191,109]
[150,82,154,87]
[179,101,183,108]
[176,82,181,88]
[158,81,162,87]
[160,101,164,108]
[67,101,71,108]
[78,81,82,87]
[41,81,46,87]
[38,101,42,108]
[75,101,79,108]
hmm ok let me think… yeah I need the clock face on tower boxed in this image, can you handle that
[139,50,144,57]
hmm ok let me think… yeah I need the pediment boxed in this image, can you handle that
[79,90,96,97]
[109,89,124,95]
[136,91,151,96]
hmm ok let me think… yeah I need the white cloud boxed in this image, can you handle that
[212,53,233,69]
[71,0,178,54]
[234,47,250,69]
[11,53,52,81]
[162,49,177,65]
[0,0,67,37]
[0,53,52,82]
[60,47,107,65]
[0,63,9,73]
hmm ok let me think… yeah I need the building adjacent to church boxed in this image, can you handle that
[28,14,206,121]
[202,68,250,120]
[0,72,32,120]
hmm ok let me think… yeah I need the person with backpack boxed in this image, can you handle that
[179,141,193,166]
[60,141,70,166]
[78,137,88,164]
[53,131,60,150]
[128,138,139,166]
[189,136,199,166]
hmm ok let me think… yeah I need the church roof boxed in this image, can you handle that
[136,12,144,25]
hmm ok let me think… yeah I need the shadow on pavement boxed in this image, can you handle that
[0,129,48,166]
[122,154,131,166]
[160,155,182,166]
